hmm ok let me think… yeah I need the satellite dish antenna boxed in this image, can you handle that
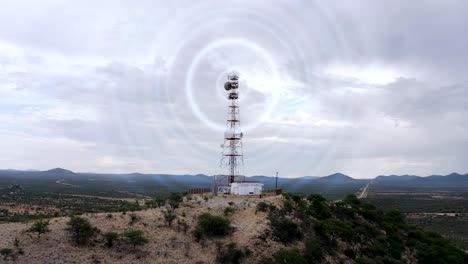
[224,82,232,91]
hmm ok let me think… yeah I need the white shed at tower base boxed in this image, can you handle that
[230,182,263,195]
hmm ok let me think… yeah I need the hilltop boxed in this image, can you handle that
[0,193,466,263]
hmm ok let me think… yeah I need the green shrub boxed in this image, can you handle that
[103,231,119,248]
[268,204,277,212]
[256,202,269,212]
[123,229,148,248]
[168,193,183,209]
[269,216,302,244]
[307,194,330,220]
[224,206,236,216]
[194,213,232,241]
[66,216,95,245]
[129,213,140,225]
[315,219,353,243]
[304,237,324,262]
[216,242,250,264]
[260,248,307,264]
[344,194,361,206]
[147,197,166,208]
[282,200,294,214]
[28,219,50,238]
[164,210,177,226]
[307,194,326,204]
[0,248,13,261]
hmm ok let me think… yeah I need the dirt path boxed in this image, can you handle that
[406,212,468,217]
[117,191,152,199]
[55,179,80,188]
[357,182,371,199]
[48,193,140,203]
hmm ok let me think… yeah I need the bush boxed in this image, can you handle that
[304,237,324,262]
[103,232,119,248]
[269,216,302,244]
[66,216,95,245]
[168,193,183,209]
[315,219,353,243]
[307,194,330,220]
[29,219,50,238]
[216,242,250,264]
[224,206,236,216]
[256,202,269,212]
[147,197,165,208]
[260,248,307,264]
[307,194,326,204]
[0,248,13,261]
[123,229,148,248]
[164,210,177,227]
[344,194,361,206]
[194,213,232,241]
[129,213,140,225]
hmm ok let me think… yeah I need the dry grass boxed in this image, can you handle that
[0,195,286,264]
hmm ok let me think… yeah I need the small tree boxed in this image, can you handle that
[103,232,119,248]
[29,219,50,238]
[13,238,20,248]
[123,229,148,248]
[0,248,13,261]
[168,193,183,209]
[129,213,140,225]
[194,213,232,241]
[164,210,177,227]
[66,216,95,245]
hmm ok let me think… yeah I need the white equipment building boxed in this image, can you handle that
[230,182,264,195]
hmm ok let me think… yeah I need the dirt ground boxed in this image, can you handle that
[0,195,288,264]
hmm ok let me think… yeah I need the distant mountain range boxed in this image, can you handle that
[373,172,468,188]
[0,168,467,194]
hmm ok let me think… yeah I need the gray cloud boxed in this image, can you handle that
[0,0,467,177]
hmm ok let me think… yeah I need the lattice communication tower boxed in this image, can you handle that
[214,74,245,194]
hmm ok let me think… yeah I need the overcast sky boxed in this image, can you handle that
[0,0,467,178]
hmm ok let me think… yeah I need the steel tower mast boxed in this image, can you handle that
[214,74,244,194]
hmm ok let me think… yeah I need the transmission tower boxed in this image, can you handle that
[214,74,245,194]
